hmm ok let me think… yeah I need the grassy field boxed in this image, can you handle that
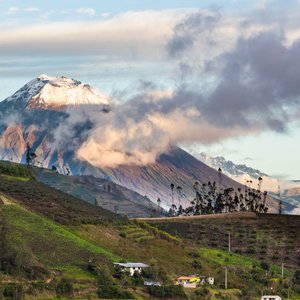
[147,212,300,269]
[1,204,119,263]
[0,161,300,299]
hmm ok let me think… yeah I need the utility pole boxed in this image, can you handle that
[281,263,284,279]
[225,267,228,289]
[228,232,231,253]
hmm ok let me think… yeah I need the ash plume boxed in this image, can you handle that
[2,10,300,169]
[75,29,300,167]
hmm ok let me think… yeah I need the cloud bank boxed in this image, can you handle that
[2,8,300,171]
[74,13,300,167]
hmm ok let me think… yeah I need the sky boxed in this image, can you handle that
[0,0,300,179]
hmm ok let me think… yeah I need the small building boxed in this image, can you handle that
[114,262,149,276]
[261,296,282,300]
[175,276,200,288]
[144,280,161,287]
[206,276,214,285]
[175,275,214,288]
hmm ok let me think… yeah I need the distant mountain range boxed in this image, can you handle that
[198,153,267,180]
[0,75,297,214]
[199,153,300,213]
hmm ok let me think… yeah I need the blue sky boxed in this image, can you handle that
[0,0,253,15]
[0,0,300,180]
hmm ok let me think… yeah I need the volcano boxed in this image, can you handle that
[0,75,282,213]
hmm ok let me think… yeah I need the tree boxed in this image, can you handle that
[173,177,269,217]
[176,186,183,207]
[218,167,222,193]
[26,143,37,167]
[157,198,162,212]
[170,183,175,206]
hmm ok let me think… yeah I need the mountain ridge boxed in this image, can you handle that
[2,74,110,110]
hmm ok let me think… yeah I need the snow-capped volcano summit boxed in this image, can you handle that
[3,74,110,110]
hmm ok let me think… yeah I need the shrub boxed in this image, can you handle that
[234,249,242,255]
[261,261,269,271]
[194,287,209,297]
[247,246,255,254]
[188,252,200,258]
[56,278,73,297]
[293,270,300,285]
[97,285,134,299]
[192,260,201,269]
[2,284,24,300]
[119,232,126,238]
[148,285,186,298]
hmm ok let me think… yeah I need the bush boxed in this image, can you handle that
[56,278,73,296]
[261,261,269,271]
[192,260,201,269]
[247,246,255,254]
[97,285,134,299]
[188,252,200,258]
[194,287,209,297]
[293,270,300,285]
[234,249,242,255]
[2,284,23,300]
[148,285,186,298]
[119,232,127,238]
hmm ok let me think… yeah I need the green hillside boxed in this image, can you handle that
[34,167,161,218]
[146,212,300,269]
[0,161,300,299]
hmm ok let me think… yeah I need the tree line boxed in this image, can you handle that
[165,170,268,216]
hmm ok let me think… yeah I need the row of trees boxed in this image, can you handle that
[166,172,269,216]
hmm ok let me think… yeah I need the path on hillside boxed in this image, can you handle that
[0,193,12,205]
[135,211,259,221]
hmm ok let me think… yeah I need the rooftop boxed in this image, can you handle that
[114,262,149,268]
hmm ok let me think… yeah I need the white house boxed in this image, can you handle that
[114,262,149,276]
[144,280,161,287]
[261,296,282,300]
[206,277,215,285]
[175,275,215,289]
[176,276,199,288]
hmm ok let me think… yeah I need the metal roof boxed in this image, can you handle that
[114,262,149,268]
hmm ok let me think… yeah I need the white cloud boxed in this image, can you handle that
[24,7,40,12]
[39,10,55,21]
[0,10,181,59]
[6,6,19,15]
[100,12,111,18]
[5,6,40,15]
[76,7,96,16]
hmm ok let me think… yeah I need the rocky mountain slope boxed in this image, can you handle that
[199,153,300,212]
[3,74,110,110]
[0,75,291,214]
[34,167,160,218]
[199,153,267,179]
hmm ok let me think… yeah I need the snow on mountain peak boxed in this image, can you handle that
[4,74,110,110]
[199,152,268,179]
